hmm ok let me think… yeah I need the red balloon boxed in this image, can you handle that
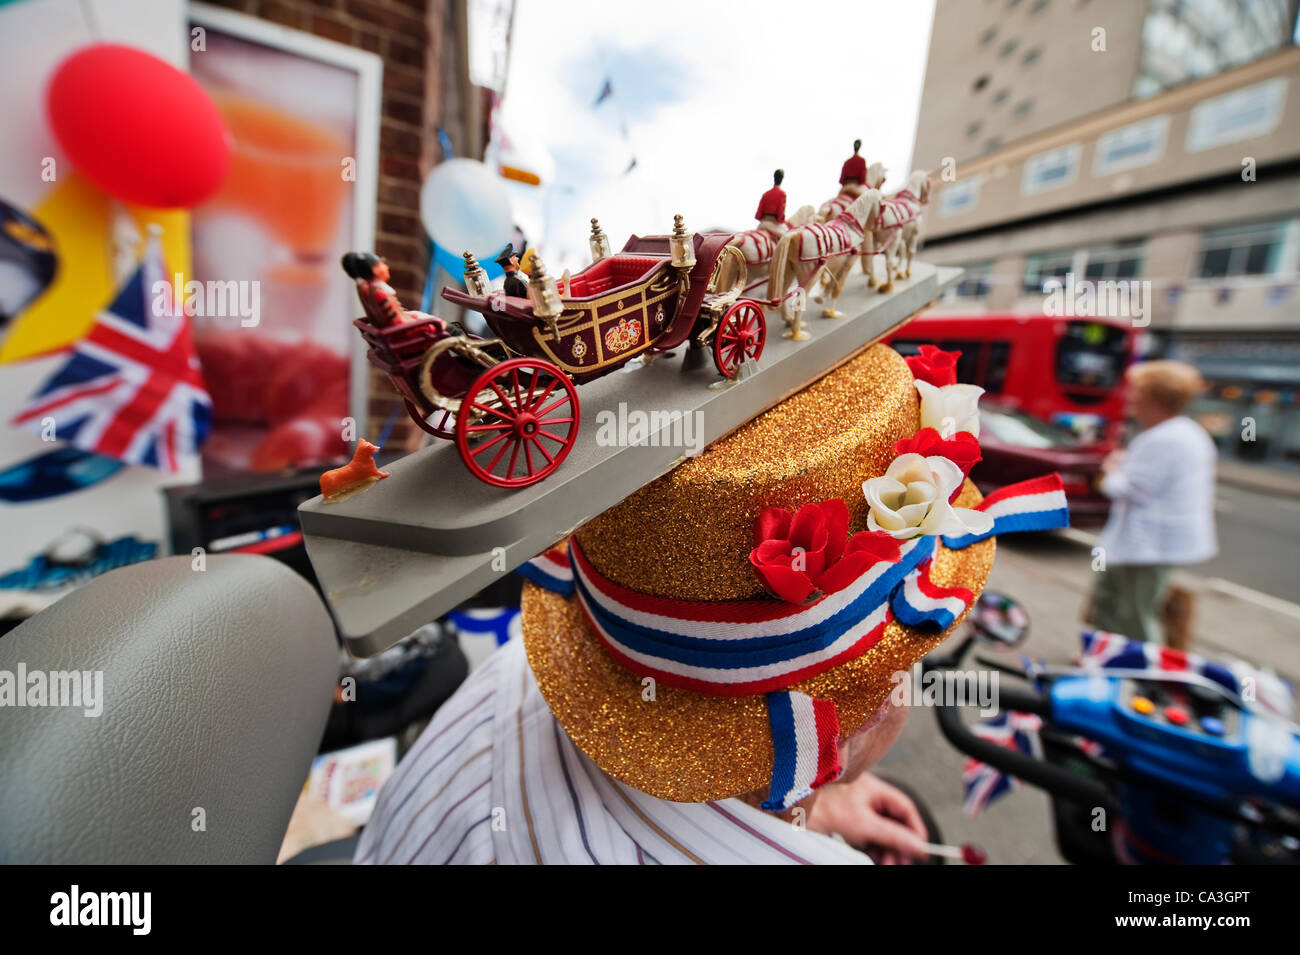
[47,44,231,209]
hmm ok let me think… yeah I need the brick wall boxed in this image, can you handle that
[203,0,472,445]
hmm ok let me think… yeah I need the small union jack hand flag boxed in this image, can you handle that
[962,710,1043,818]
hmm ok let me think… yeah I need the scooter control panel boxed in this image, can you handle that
[1119,678,1240,740]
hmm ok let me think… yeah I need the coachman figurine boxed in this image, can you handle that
[755,169,788,235]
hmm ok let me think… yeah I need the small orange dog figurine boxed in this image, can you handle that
[320,439,389,503]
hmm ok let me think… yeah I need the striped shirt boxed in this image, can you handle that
[354,638,871,865]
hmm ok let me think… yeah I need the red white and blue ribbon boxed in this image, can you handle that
[762,690,842,811]
[517,547,574,595]
[567,535,933,696]
[941,474,1069,550]
[890,558,974,633]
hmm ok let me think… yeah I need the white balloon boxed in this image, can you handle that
[418,158,514,259]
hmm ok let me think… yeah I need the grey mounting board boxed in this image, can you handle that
[302,263,962,655]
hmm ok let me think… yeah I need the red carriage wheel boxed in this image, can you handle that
[455,357,581,488]
[712,299,766,378]
[403,399,457,439]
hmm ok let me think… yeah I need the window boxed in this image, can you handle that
[1056,321,1129,390]
[980,26,999,45]
[985,137,1003,154]
[1197,220,1288,278]
[1014,99,1034,118]
[1021,143,1080,195]
[1185,78,1287,152]
[945,262,994,300]
[1030,0,1050,13]
[1024,248,1076,292]
[999,38,1020,58]
[985,341,1012,395]
[1134,0,1294,98]
[966,121,983,138]
[972,73,991,92]
[1022,47,1041,66]
[1084,240,1143,280]
[1093,115,1169,176]
[993,88,1010,105]
[938,177,982,217]
[942,342,983,387]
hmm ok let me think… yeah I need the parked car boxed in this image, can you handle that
[973,403,1111,528]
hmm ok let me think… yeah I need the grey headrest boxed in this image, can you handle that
[0,555,338,863]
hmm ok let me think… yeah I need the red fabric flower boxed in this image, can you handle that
[749,499,903,604]
[894,427,983,502]
[905,345,960,386]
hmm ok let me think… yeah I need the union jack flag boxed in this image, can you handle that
[962,710,1043,818]
[1079,629,1293,718]
[1079,630,1238,695]
[12,238,210,472]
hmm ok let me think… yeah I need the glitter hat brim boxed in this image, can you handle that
[521,481,995,804]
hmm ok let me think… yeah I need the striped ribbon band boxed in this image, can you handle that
[568,535,933,696]
[890,558,975,632]
[763,690,842,811]
[517,547,574,594]
[941,474,1069,549]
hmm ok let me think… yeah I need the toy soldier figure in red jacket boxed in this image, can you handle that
[839,139,867,195]
[754,169,788,235]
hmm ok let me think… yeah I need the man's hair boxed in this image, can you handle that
[853,138,862,152]
[341,251,381,279]
[1127,360,1205,414]
[773,168,784,185]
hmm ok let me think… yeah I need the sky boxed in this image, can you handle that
[493,0,937,274]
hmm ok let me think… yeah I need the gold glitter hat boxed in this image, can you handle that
[521,343,1026,805]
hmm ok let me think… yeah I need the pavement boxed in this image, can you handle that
[1217,458,1300,501]
[875,479,1300,865]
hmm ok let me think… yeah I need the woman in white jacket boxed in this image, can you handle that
[1089,361,1218,643]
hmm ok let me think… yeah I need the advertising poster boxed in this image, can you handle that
[188,4,381,474]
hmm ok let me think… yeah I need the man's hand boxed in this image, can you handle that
[1100,449,1126,475]
[806,772,930,864]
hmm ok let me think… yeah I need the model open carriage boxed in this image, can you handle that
[347,216,766,489]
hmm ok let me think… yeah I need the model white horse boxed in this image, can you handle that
[727,204,816,270]
[864,171,931,293]
[712,205,816,303]
[768,188,882,341]
[887,179,932,284]
[817,161,888,222]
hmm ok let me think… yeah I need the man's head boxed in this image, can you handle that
[494,244,519,271]
[1125,360,1204,429]
[836,698,907,780]
[773,168,785,187]
[853,138,862,153]
[342,251,388,283]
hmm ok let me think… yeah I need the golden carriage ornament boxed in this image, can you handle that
[350,216,765,489]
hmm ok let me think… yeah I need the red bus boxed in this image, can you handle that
[885,313,1135,444]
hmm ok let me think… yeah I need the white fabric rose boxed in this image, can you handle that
[915,380,983,438]
[862,453,995,540]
